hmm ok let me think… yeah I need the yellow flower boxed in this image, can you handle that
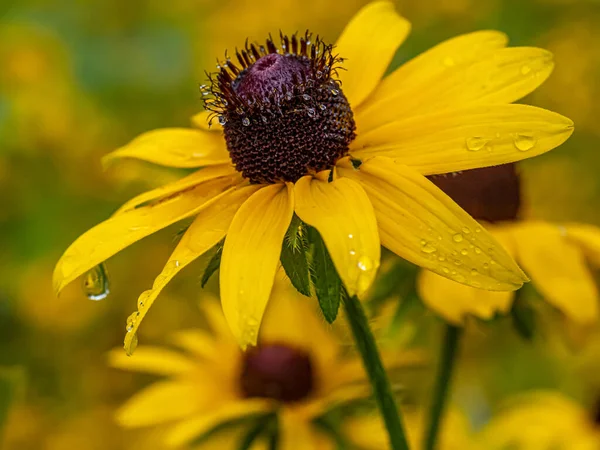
[54,1,573,349]
[418,164,600,325]
[109,279,418,448]
[474,391,600,450]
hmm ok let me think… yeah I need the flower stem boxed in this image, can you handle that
[343,295,410,450]
[424,324,462,450]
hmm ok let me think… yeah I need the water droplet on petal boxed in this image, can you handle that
[242,117,250,126]
[452,233,464,243]
[474,247,482,254]
[442,267,450,274]
[461,249,468,256]
[465,136,490,152]
[454,274,466,283]
[421,242,437,254]
[349,249,356,256]
[513,133,537,151]
[520,65,531,75]
[218,116,227,125]
[470,269,478,276]
[462,227,471,234]
[357,255,374,271]
[82,263,110,301]
[474,227,482,233]
[125,333,139,356]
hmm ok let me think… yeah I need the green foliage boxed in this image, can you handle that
[201,239,225,288]
[280,215,312,297]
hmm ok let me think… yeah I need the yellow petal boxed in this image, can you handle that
[169,330,222,360]
[116,381,203,427]
[220,184,294,349]
[351,104,573,176]
[362,30,507,111]
[102,128,230,168]
[357,47,554,131]
[564,223,600,267]
[417,270,513,324]
[191,110,223,132]
[53,175,237,295]
[334,1,411,108]
[279,410,320,450]
[294,175,380,296]
[107,347,195,376]
[164,400,274,448]
[337,157,527,290]
[114,165,239,215]
[512,222,599,323]
[123,185,261,355]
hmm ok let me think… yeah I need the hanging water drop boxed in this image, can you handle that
[513,133,537,151]
[82,263,110,301]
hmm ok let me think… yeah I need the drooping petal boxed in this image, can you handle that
[334,1,411,108]
[361,30,507,111]
[337,157,527,290]
[294,175,380,296]
[164,400,274,448]
[357,47,554,131]
[564,223,600,267]
[114,165,239,215]
[191,111,224,132]
[123,185,261,355]
[512,222,599,323]
[418,270,514,324]
[351,104,573,176]
[53,175,238,295]
[102,128,231,168]
[107,347,195,376]
[220,184,294,349]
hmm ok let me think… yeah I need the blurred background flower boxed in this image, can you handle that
[1,0,600,448]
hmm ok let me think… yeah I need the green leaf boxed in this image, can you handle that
[236,415,273,450]
[511,291,535,340]
[308,227,343,323]
[188,413,273,447]
[201,239,224,288]
[280,215,311,297]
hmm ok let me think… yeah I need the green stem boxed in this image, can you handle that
[424,324,462,450]
[343,295,411,450]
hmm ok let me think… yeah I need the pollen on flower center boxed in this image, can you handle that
[239,343,314,403]
[202,32,356,184]
[428,164,521,222]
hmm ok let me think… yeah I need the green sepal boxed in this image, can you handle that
[280,215,312,297]
[307,226,343,323]
[511,290,535,340]
[201,239,225,288]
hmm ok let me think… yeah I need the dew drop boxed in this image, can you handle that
[470,281,482,288]
[438,256,446,262]
[470,269,478,276]
[462,227,471,234]
[261,115,268,123]
[474,247,482,254]
[520,65,532,75]
[242,117,250,127]
[349,249,356,256]
[442,267,450,274]
[454,274,466,283]
[357,255,374,271]
[125,333,139,356]
[483,263,489,269]
[319,104,326,111]
[461,249,468,256]
[452,233,464,243]
[302,94,311,101]
[331,89,339,96]
[513,133,537,151]
[307,108,316,118]
[421,242,437,254]
[348,234,354,239]
[82,263,110,301]
[474,227,482,233]
[218,116,227,125]
[465,137,490,152]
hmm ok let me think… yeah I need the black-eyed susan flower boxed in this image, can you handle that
[109,279,418,449]
[54,1,573,350]
[474,391,600,450]
[418,164,600,325]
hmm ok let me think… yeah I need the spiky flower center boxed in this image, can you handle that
[202,32,356,183]
[429,164,521,222]
[239,343,314,403]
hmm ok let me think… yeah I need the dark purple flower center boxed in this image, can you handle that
[428,164,521,222]
[202,33,356,184]
[239,343,314,403]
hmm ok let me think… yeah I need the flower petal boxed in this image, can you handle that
[53,175,238,295]
[220,184,294,349]
[337,157,527,290]
[418,270,513,324]
[334,1,411,108]
[361,30,507,111]
[564,223,600,267]
[279,410,321,450]
[114,165,238,215]
[512,222,599,323]
[123,185,261,355]
[107,347,195,376]
[351,104,573,175]
[294,175,380,296]
[164,400,274,448]
[191,111,224,132]
[357,47,554,131]
[102,128,231,168]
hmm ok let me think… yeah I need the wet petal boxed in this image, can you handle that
[114,165,238,215]
[164,400,274,448]
[337,157,527,290]
[362,30,507,111]
[107,347,195,376]
[335,1,411,108]
[53,175,238,295]
[123,185,261,355]
[418,270,513,324]
[513,222,599,323]
[351,104,573,175]
[220,184,294,349]
[191,111,224,132]
[564,223,600,267]
[294,175,380,296]
[357,47,554,131]
[102,128,230,168]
